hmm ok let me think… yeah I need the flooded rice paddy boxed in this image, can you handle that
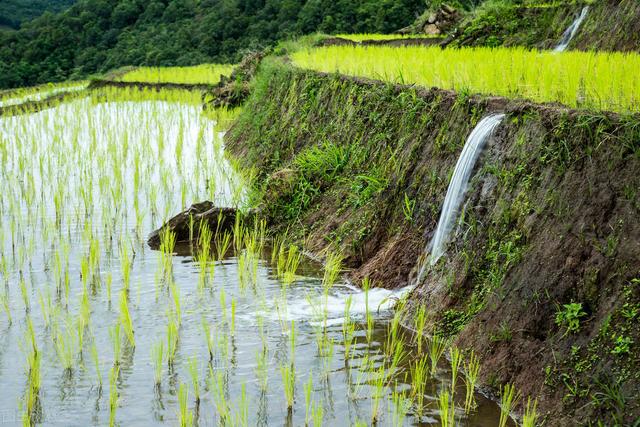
[0,89,508,426]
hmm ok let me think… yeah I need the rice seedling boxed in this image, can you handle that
[23,344,41,426]
[152,340,164,386]
[463,350,481,414]
[280,362,295,411]
[178,382,194,427]
[322,251,343,289]
[233,383,249,427]
[110,324,122,366]
[187,357,201,405]
[414,304,427,355]
[166,315,179,367]
[522,396,539,427]
[91,338,102,386]
[291,45,640,113]
[20,278,30,312]
[438,389,455,427]
[311,401,323,427]
[214,231,232,261]
[209,367,231,423]
[499,383,520,427]
[120,240,132,290]
[202,318,215,361]
[370,364,387,425]
[342,296,356,359]
[54,324,76,373]
[450,346,462,392]
[109,366,119,427]
[390,389,410,427]
[410,355,429,417]
[303,373,314,426]
[254,347,269,391]
[1,290,11,324]
[119,290,135,347]
[428,335,449,377]
[105,272,113,304]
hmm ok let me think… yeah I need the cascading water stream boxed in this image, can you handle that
[416,113,505,284]
[554,6,589,52]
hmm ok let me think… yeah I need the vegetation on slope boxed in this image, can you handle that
[0,0,74,29]
[292,45,640,112]
[0,0,423,89]
[448,0,640,52]
[226,59,640,424]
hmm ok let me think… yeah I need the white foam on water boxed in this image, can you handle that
[245,282,414,326]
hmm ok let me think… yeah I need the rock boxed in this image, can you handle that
[424,24,441,35]
[427,13,437,24]
[147,201,257,249]
[203,50,266,109]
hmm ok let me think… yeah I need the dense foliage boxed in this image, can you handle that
[0,0,74,29]
[0,0,423,89]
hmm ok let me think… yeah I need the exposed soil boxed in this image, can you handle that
[88,79,216,92]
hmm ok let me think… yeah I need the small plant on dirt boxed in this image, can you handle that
[555,302,586,336]
[402,192,416,222]
[611,335,633,355]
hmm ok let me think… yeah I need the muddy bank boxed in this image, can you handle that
[0,90,86,117]
[225,60,640,424]
[88,79,216,92]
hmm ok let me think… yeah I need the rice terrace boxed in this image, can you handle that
[0,0,638,426]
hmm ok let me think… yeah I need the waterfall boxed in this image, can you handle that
[554,6,589,52]
[416,113,505,284]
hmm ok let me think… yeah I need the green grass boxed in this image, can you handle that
[291,45,640,112]
[116,64,234,85]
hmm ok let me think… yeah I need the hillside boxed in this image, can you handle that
[0,0,423,89]
[0,0,74,29]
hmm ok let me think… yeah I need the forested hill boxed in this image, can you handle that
[0,0,75,29]
[0,0,423,89]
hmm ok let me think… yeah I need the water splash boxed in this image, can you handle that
[554,6,589,52]
[416,113,505,283]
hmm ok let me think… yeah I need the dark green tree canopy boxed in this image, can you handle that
[0,0,424,89]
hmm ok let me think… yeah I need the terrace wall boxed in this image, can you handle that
[225,61,640,424]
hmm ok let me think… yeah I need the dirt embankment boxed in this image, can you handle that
[225,61,640,424]
[88,79,216,92]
